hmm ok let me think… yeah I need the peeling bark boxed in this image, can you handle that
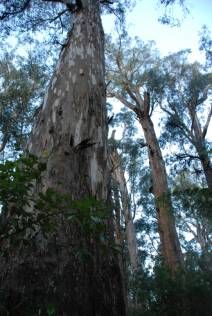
[0,1,126,315]
[29,3,108,200]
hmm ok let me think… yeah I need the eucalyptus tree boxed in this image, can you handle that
[106,36,183,272]
[108,108,143,274]
[0,48,48,159]
[173,172,212,262]
[108,107,159,271]
[161,50,212,188]
[170,171,212,297]
[109,139,139,272]
[0,1,130,314]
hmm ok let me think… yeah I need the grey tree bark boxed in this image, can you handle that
[110,147,138,272]
[0,1,126,315]
[188,101,212,189]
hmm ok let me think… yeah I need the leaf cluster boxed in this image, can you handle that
[0,48,49,156]
[0,155,111,256]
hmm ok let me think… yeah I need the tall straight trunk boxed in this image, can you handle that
[138,113,183,271]
[111,183,128,310]
[132,93,183,272]
[0,1,126,315]
[112,89,183,272]
[110,149,138,272]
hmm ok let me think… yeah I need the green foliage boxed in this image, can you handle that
[0,156,116,315]
[0,48,49,157]
[128,265,212,316]
[158,0,189,27]
[0,154,46,211]
[106,34,162,109]
[160,48,212,181]
[0,154,46,247]
[173,186,212,220]
[46,303,56,316]
[0,155,111,257]
[0,0,134,53]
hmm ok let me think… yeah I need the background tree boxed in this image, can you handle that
[161,49,212,188]
[0,46,48,159]
[106,35,183,272]
[173,172,212,269]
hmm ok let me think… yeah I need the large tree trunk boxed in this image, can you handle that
[137,94,183,272]
[111,89,183,272]
[0,1,126,315]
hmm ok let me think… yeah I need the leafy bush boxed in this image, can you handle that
[128,264,212,316]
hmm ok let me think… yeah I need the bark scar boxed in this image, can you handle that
[74,138,96,152]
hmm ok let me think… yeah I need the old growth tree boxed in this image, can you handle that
[106,37,183,272]
[0,1,127,315]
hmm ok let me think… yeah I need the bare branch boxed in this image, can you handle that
[184,222,198,240]
[125,86,141,108]
[109,92,137,112]
[202,103,212,139]
[43,0,82,12]
[160,103,174,117]
[100,0,113,4]
[48,8,69,23]
[197,84,212,105]
[0,0,31,20]
[175,153,200,161]
[0,134,10,153]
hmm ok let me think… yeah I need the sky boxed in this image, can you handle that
[103,0,212,62]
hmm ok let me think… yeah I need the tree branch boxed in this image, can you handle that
[109,92,137,112]
[125,86,141,108]
[161,102,193,142]
[160,103,174,117]
[184,221,198,240]
[100,0,113,4]
[202,103,212,139]
[0,134,10,153]
[196,84,212,105]
[0,0,31,20]
[175,153,200,161]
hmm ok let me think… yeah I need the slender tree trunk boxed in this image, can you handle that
[189,104,212,188]
[137,95,183,272]
[110,149,138,272]
[195,141,212,188]
[111,183,128,310]
[0,1,126,315]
